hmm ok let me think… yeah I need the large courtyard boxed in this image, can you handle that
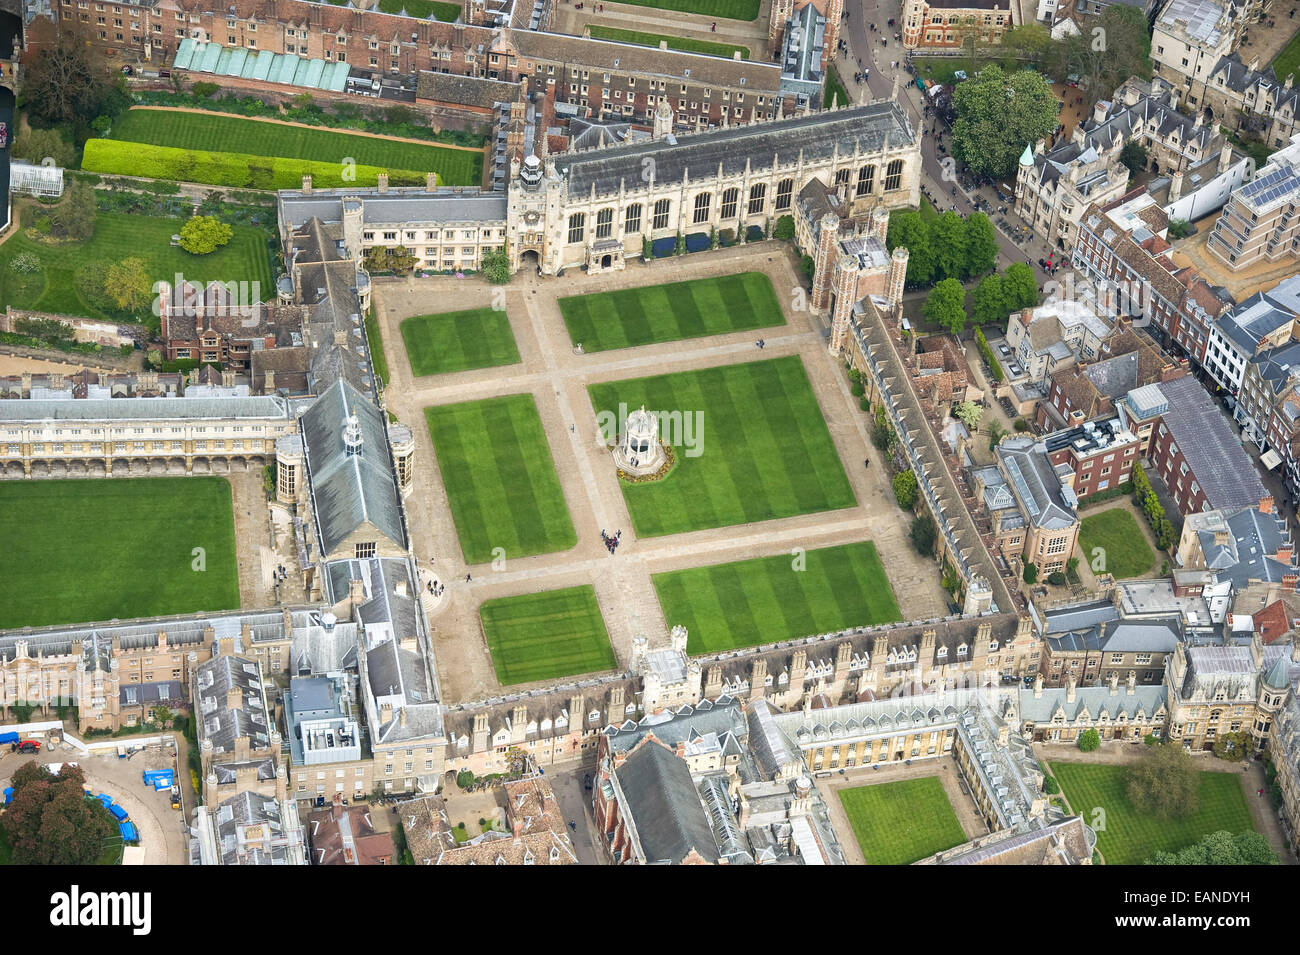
[372,245,950,698]
[0,476,241,629]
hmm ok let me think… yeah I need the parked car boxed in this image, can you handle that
[17,740,40,754]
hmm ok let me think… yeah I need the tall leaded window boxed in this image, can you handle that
[835,168,851,187]
[595,207,613,239]
[747,183,767,215]
[653,199,671,230]
[775,178,794,211]
[692,192,712,224]
[625,203,642,234]
[885,159,904,191]
[568,213,585,244]
[720,187,739,219]
[857,165,875,197]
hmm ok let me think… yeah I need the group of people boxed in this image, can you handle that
[601,528,622,555]
[755,338,767,349]
[426,578,445,598]
[274,564,290,583]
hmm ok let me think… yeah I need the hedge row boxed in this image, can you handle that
[975,326,1005,383]
[82,138,435,191]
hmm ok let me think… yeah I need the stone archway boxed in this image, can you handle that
[212,458,230,474]
[4,461,23,478]
[30,460,49,477]
[49,459,69,477]
[192,458,211,474]
[167,456,186,474]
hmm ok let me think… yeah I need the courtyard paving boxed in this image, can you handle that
[373,245,950,703]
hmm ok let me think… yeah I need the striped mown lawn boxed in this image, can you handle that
[105,109,482,185]
[588,26,749,59]
[479,585,616,685]
[375,0,461,18]
[400,307,521,376]
[0,478,240,630]
[559,272,784,351]
[587,356,856,536]
[1051,762,1255,864]
[424,394,577,564]
[0,209,272,326]
[839,778,968,865]
[653,542,901,653]
[600,0,760,20]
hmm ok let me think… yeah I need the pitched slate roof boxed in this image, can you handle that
[1157,376,1266,511]
[301,380,407,556]
[557,102,914,199]
[614,738,719,864]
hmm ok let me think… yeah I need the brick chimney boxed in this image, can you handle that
[1279,546,1294,563]
[426,173,436,191]
[1261,495,1275,514]
[377,173,389,193]
[302,175,313,195]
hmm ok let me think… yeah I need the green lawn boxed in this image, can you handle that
[424,394,577,564]
[1051,762,1255,865]
[587,356,856,536]
[365,308,390,388]
[0,478,240,630]
[375,0,461,18]
[559,272,785,352]
[0,207,273,325]
[653,542,901,653]
[1273,29,1300,85]
[479,585,616,685]
[400,307,520,376]
[825,65,851,109]
[104,109,481,185]
[597,0,759,20]
[588,26,749,59]
[839,778,968,864]
[1079,508,1155,579]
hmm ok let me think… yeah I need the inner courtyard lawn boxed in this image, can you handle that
[1274,29,1300,87]
[479,585,616,685]
[1051,762,1255,864]
[587,26,749,59]
[559,272,784,352]
[587,356,856,536]
[424,394,577,564]
[0,477,240,630]
[1079,508,1156,580]
[599,0,760,20]
[839,778,968,865]
[0,207,273,325]
[653,542,901,653]
[400,307,520,376]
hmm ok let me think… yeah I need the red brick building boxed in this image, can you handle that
[1043,416,1143,499]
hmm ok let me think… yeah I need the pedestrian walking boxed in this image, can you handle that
[466,573,472,582]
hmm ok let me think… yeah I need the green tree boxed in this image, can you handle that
[1,762,116,865]
[1119,141,1149,176]
[388,246,416,273]
[951,65,1059,180]
[11,127,78,168]
[952,400,983,430]
[103,257,153,313]
[872,404,894,452]
[931,211,969,281]
[910,514,937,556]
[1125,742,1200,819]
[1147,830,1278,866]
[480,248,511,284]
[800,254,816,278]
[1000,23,1053,60]
[773,215,795,240]
[1022,561,1037,584]
[179,215,234,255]
[190,81,220,98]
[1077,728,1101,752]
[1047,571,1067,585]
[972,273,1008,327]
[893,469,919,510]
[1001,262,1040,312]
[1045,6,1152,105]
[987,417,1006,450]
[1212,730,1250,761]
[642,236,654,260]
[1168,218,1193,239]
[19,24,112,129]
[51,180,96,241]
[1042,773,1061,795]
[963,213,998,280]
[886,209,935,286]
[923,278,968,336]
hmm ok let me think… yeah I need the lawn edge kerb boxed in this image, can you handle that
[399,307,522,377]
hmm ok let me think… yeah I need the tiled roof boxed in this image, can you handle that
[1157,376,1266,511]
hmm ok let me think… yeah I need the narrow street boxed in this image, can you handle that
[838,0,1057,281]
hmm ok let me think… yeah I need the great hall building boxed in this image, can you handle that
[277,98,922,280]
